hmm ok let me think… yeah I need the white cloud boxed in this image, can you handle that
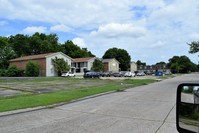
[22,26,47,34]
[90,23,146,38]
[72,38,87,48]
[1,0,199,64]
[50,24,71,32]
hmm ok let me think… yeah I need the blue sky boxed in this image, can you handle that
[0,0,199,65]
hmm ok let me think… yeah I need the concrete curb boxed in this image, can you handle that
[0,90,117,117]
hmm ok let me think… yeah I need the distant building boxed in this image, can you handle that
[9,52,72,76]
[102,58,120,72]
[137,64,170,74]
[71,57,96,73]
[130,62,137,72]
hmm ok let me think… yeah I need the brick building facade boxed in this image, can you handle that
[9,52,72,76]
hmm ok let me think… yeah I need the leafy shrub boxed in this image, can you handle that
[6,65,24,77]
[25,61,40,77]
[0,69,6,77]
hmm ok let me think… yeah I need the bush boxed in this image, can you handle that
[25,61,40,77]
[6,65,24,77]
[0,69,6,77]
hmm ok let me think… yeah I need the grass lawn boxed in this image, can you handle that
[0,78,157,112]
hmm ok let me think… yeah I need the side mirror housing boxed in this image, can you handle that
[176,83,199,133]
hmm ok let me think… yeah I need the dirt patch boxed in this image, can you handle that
[0,88,24,96]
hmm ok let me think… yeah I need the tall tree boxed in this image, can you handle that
[103,48,131,71]
[156,62,166,66]
[61,40,95,58]
[136,60,146,66]
[8,34,30,57]
[29,32,60,55]
[188,41,199,54]
[52,57,70,76]
[168,56,198,73]
[0,36,16,69]
[91,59,104,72]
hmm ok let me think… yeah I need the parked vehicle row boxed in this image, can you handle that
[84,71,138,78]
[62,71,172,78]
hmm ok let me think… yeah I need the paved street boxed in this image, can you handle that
[0,73,199,133]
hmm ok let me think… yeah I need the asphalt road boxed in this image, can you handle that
[0,73,199,133]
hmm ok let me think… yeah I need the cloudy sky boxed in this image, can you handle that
[0,0,199,65]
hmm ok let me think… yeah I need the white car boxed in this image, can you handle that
[61,72,75,77]
[124,72,135,77]
[137,72,146,76]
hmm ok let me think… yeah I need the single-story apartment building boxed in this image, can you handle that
[9,52,72,76]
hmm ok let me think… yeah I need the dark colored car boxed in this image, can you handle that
[101,71,112,77]
[83,71,100,78]
[112,72,123,77]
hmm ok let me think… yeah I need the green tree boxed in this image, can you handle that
[29,32,60,55]
[188,41,199,54]
[103,48,131,71]
[0,36,17,69]
[168,56,198,73]
[61,40,95,58]
[25,61,40,77]
[8,33,61,57]
[156,62,166,66]
[52,57,70,76]
[8,34,30,57]
[136,60,146,66]
[91,59,104,72]
[0,36,9,48]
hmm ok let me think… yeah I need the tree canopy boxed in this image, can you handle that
[52,57,70,76]
[136,60,146,66]
[168,56,198,73]
[103,47,131,71]
[0,37,16,69]
[156,62,166,66]
[188,41,199,54]
[0,33,95,69]
[91,59,104,72]
[61,40,95,58]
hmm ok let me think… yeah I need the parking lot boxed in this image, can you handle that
[0,75,167,97]
[0,77,110,97]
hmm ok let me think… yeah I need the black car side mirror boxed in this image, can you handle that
[176,83,199,133]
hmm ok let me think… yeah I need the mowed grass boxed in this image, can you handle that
[0,78,157,112]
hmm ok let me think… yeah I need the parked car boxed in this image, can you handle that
[83,71,100,78]
[101,71,112,77]
[119,71,126,77]
[61,72,75,77]
[136,72,146,76]
[155,71,163,76]
[112,72,123,77]
[164,71,172,75]
[124,72,135,77]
